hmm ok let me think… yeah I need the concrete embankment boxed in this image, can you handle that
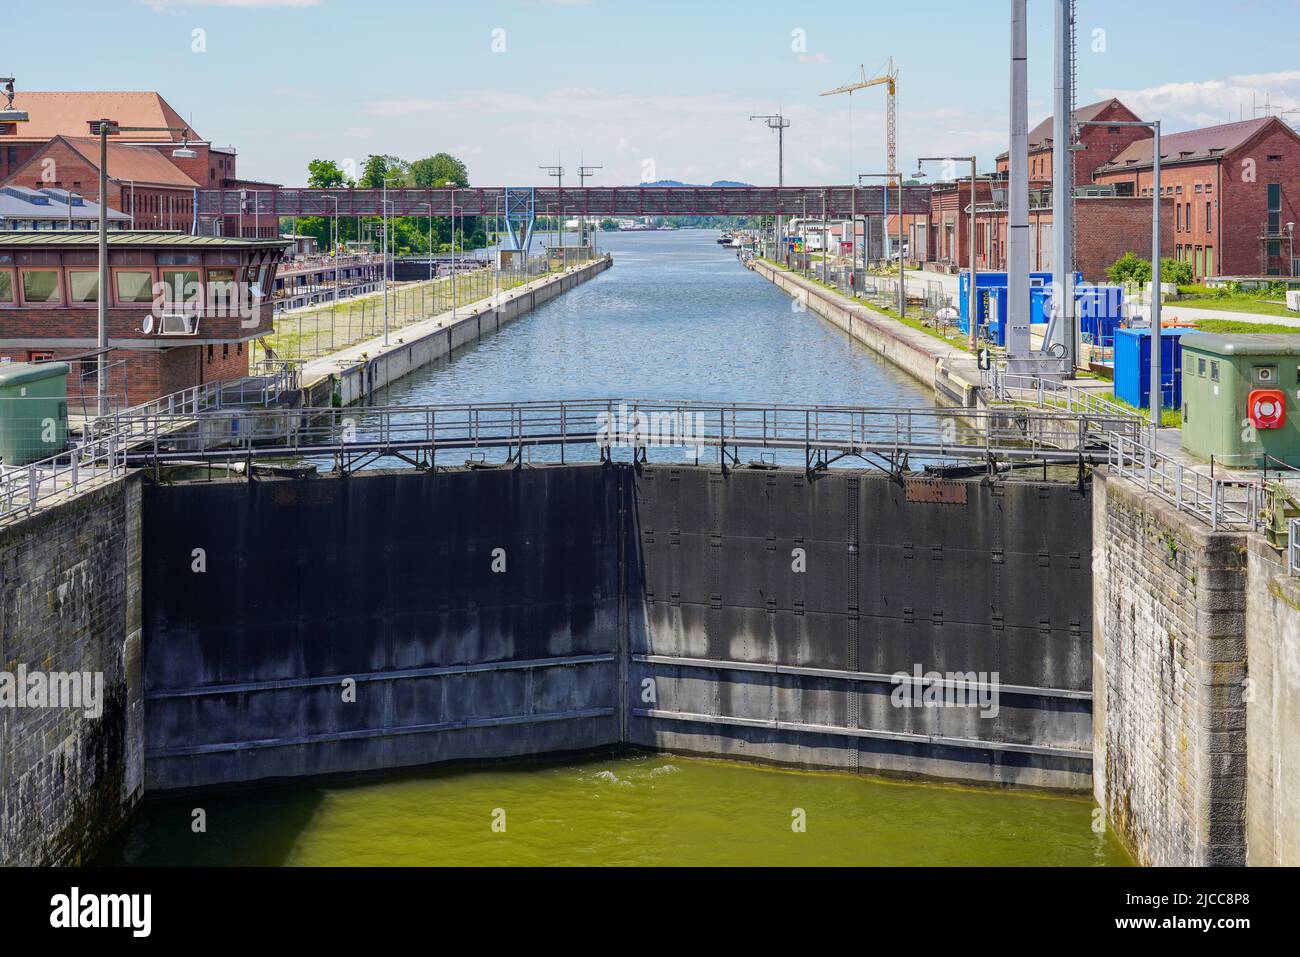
[299,256,611,407]
[751,259,981,406]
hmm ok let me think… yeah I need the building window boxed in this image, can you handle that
[115,270,155,303]
[160,269,200,304]
[68,271,99,302]
[1211,361,1220,382]
[20,269,60,304]
[0,270,12,303]
[1198,358,1207,377]
[1206,201,1212,231]
[207,344,214,363]
[1206,246,1214,277]
[1268,182,1282,233]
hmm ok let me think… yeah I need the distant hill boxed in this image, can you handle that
[635,179,754,188]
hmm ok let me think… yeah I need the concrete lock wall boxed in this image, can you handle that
[0,475,144,866]
[141,465,1094,792]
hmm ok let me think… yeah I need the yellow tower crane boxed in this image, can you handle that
[821,57,898,175]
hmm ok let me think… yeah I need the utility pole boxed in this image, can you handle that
[578,164,601,252]
[1051,0,1078,372]
[750,114,790,263]
[540,164,564,260]
[1006,0,1032,366]
[918,156,979,352]
[93,119,194,414]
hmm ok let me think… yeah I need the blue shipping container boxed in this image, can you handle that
[1113,327,1187,410]
[959,271,1081,333]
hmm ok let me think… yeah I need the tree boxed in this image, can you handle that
[307,158,352,189]
[410,153,469,188]
[358,154,409,188]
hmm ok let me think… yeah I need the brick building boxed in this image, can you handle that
[993,98,1149,186]
[922,98,1178,281]
[0,231,288,407]
[4,135,200,231]
[1092,115,1300,278]
[970,187,1174,280]
[0,91,273,237]
[921,178,995,270]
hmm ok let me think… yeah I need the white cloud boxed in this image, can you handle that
[1096,70,1300,131]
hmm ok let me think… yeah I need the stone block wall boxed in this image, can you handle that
[0,475,143,865]
[1092,470,1248,866]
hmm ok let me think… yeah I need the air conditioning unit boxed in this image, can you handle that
[1286,290,1300,313]
[157,313,200,336]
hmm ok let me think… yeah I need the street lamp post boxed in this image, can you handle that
[93,119,194,414]
[577,164,601,253]
[918,156,979,352]
[751,113,790,264]
[446,182,459,322]
[860,173,906,318]
[327,196,340,318]
[380,173,401,345]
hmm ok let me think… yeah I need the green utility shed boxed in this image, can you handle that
[0,361,69,466]
[1180,333,1300,467]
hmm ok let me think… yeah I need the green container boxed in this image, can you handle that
[1180,333,1300,467]
[0,362,69,466]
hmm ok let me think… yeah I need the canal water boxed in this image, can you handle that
[373,228,932,408]
[104,752,1129,866]
[108,230,1131,866]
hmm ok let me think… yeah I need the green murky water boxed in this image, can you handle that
[102,753,1131,866]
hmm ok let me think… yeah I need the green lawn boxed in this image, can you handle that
[1188,318,1300,335]
[1170,289,1297,319]
[761,259,971,352]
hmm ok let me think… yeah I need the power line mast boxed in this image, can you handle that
[820,57,898,175]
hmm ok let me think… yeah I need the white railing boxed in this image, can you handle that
[0,432,126,524]
[1107,432,1261,530]
[986,366,1269,532]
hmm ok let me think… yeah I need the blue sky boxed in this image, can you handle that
[5,0,1300,187]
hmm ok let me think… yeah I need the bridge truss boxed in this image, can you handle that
[196,185,932,224]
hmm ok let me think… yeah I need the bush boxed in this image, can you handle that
[1106,251,1149,285]
[1106,252,1192,287]
[1160,257,1194,286]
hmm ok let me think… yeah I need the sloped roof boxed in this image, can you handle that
[49,136,200,188]
[996,98,1131,159]
[1096,116,1292,173]
[0,91,199,142]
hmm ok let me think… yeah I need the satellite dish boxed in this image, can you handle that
[141,314,154,335]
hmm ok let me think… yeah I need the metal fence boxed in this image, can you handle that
[1106,431,1261,530]
[252,253,598,364]
[100,398,1132,470]
[0,363,301,524]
